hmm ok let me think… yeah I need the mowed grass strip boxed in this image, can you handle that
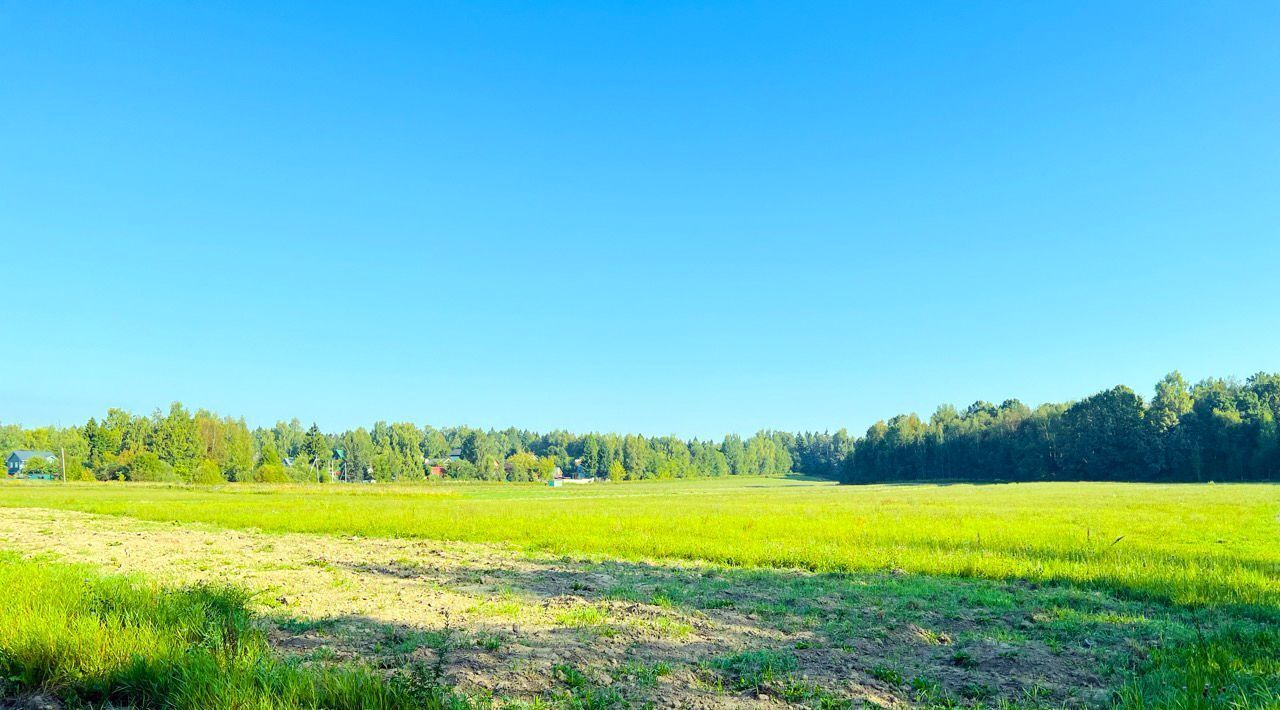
[0,478,1275,610]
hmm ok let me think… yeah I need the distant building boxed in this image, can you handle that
[6,450,56,477]
[549,466,595,486]
[425,448,464,467]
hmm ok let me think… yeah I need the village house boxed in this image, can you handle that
[549,464,595,486]
[6,450,57,477]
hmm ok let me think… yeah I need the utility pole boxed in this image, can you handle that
[60,448,66,481]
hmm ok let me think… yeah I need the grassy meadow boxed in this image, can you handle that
[0,477,1276,608]
[0,477,1276,708]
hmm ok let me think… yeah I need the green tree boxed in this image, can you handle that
[1059,386,1152,480]
[340,428,375,483]
[222,418,255,481]
[460,430,497,474]
[150,403,201,478]
[302,424,330,482]
[1150,371,1193,435]
[505,451,539,482]
[607,460,627,482]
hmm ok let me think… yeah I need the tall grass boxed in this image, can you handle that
[1,478,1276,610]
[0,552,446,708]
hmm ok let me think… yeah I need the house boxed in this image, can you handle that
[428,465,445,478]
[549,466,595,486]
[424,449,463,467]
[6,450,57,477]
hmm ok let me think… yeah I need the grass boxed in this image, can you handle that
[0,477,1275,611]
[0,551,455,708]
[0,477,1278,706]
[705,648,799,692]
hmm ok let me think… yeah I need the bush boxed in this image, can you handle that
[129,453,178,482]
[253,464,290,483]
[505,452,538,482]
[65,458,95,481]
[98,462,130,482]
[191,460,225,485]
[20,456,58,478]
[288,461,325,483]
[445,459,479,480]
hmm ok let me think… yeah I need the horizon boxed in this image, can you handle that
[3,2,1278,438]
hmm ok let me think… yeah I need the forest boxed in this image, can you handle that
[845,371,1280,483]
[3,371,1278,484]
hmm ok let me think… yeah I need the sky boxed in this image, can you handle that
[1,1,1278,438]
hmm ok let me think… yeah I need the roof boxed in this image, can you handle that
[8,450,55,462]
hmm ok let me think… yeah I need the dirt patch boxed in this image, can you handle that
[0,508,1130,707]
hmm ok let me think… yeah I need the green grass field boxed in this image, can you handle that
[0,477,1277,708]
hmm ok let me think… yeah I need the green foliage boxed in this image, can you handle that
[607,460,626,482]
[20,455,59,478]
[535,455,557,481]
[64,457,94,481]
[191,459,225,485]
[129,452,178,482]
[254,463,290,483]
[260,444,283,467]
[15,369,1280,490]
[844,371,1280,483]
[1060,385,1151,480]
[441,458,476,479]
[303,424,329,471]
[150,403,201,479]
[504,451,538,482]
[459,430,497,473]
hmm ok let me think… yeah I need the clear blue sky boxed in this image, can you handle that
[2,1,1278,438]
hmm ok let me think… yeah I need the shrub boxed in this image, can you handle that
[20,456,58,478]
[191,460,225,485]
[253,463,290,483]
[64,458,95,481]
[130,453,178,482]
[445,459,479,480]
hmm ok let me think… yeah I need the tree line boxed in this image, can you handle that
[4,371,1278,484]
[0,404,800,483]
[844,371,1280,483]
